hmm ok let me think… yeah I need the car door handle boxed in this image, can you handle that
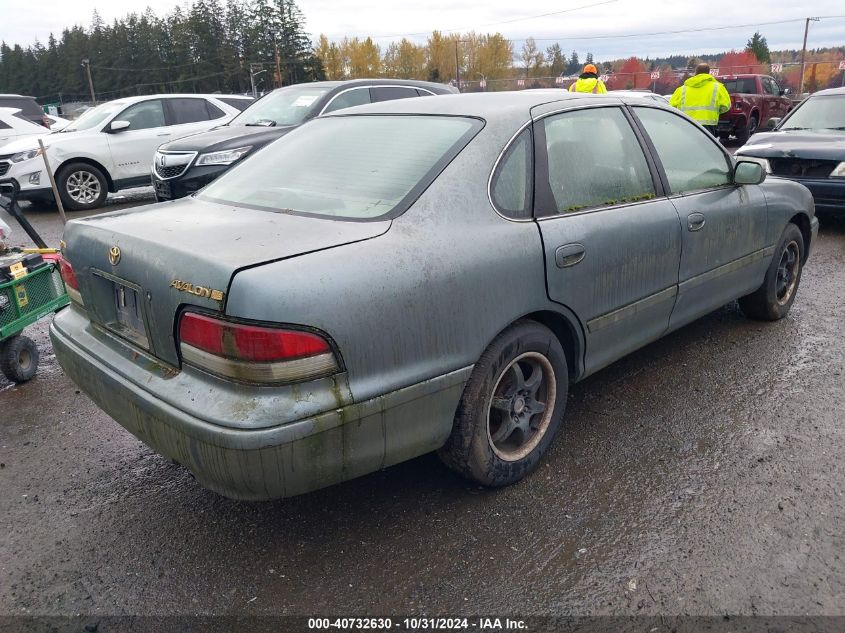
[156,133,171,137]
[687,213,706,232]
[555,243,586,268]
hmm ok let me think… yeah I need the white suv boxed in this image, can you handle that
[0,94,252,210]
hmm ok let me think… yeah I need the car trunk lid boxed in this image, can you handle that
[63,196,390,365]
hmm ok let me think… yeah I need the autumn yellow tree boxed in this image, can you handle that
[383,38,426,79]
[341,37,381,78]
[314,34,345,80]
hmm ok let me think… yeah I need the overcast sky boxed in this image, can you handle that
[2,0,844,60]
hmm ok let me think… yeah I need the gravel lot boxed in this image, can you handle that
[1,190,843,623]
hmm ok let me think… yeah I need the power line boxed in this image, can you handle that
[520,15,845,42]
[324,0,620,39]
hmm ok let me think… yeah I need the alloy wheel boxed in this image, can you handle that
[776,240,800,305]
[486,352,556,461]
[66,170,101,205]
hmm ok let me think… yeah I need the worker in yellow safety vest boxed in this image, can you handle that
[670,63,731,136]
[568,64,607,94]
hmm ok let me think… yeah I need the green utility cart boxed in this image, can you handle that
[0,179,69,382]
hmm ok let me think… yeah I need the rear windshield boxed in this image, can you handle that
[231,86,332,127]
[721,78,756,94]
[199,115,481,220]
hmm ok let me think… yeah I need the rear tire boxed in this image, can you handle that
[738,223,804,321]
[438,320,568,487]
[56,162,108,211]
[735,114,759,144]
[0,335,39,383]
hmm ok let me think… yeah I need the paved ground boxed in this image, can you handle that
[0,192,843,619]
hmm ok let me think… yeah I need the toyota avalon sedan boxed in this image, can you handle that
[52,92,818,500]
[736,87,845,213]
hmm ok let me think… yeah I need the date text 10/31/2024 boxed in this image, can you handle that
[307,618,529,630]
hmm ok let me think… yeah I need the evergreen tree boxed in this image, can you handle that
[746,32,770,63]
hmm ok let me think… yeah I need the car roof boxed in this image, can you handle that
[322,90,667,119]
[268,79,456,93]
[95,94,251,106]
[811,87,845,97]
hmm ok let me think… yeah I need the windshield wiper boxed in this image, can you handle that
[244,119,276,127]
[781,127,811,131]
[822,126,845,131]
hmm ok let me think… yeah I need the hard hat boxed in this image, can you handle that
[583,64,598,74]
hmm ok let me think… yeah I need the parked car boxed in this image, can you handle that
[716,74,793,143]
[0,107,48,150]
[151,79,457,201]
[0,94,50,128]
[52,92,817,500]
[609,90,669,103]
[45,113,72,131]
[0,94,252,210]
[736,87,845,213]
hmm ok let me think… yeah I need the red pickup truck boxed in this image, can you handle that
[716,74,793,143]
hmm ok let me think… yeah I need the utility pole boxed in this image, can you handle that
[798,17,820,97]
[454,41,461,93]
[81,59,96,104]
[268,30,282,88]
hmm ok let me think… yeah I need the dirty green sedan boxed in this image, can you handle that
[52,91,817,500]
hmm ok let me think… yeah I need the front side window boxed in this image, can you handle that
[322,88,371,114]
[634,106,731,193]
[117,100,165,131]
[199,115,481,220]
[491,128,532,219]
[542,107,655,214]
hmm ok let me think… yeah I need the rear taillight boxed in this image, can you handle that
[733,100,744,112]
[58,256,83,305]
[178,311,339,384]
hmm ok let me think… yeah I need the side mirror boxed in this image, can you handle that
[734,161,766,185]
[108,120,131,133]
[780,88,790,96]
[766,117,781,130]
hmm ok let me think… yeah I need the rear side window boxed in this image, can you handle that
[0,120,10,129]
[218,98,252,112]
[541,107,655,214]
[416,89,434,97]
[322,88,371,114]
[169,98,214,124]
[199,115,482,220]
[491,128,533,219]
[371,87,421,102]
[206,102,226,119]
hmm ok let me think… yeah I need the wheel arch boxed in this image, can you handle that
[788,212,811,263]
[516,308,585,382]
[55,157,116,193]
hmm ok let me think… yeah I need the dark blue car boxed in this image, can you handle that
[736,87,845,214]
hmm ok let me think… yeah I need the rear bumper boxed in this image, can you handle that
[50,306,469,500]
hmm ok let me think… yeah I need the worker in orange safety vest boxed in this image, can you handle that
[568,64,608,94]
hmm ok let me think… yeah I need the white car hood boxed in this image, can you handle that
[0,128,94,155]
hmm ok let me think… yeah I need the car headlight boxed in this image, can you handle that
[195,146,252,166]
[10,147,46,163]
[831,162,845,177]
[736,155,772,174]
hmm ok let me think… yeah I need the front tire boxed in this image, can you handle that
[438,321,568,487]
[56,162,108,211]
[0,335,39,383]
[738,223,805,321]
